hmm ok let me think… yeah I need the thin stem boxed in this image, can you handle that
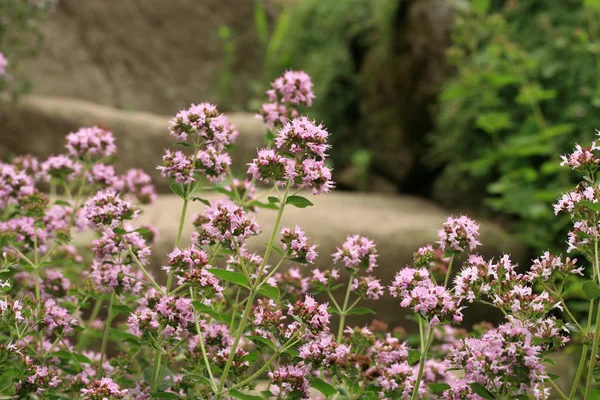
[411,320,434,400]
[585,303,600,399]
[326,290,342,313]
[122,237,164,294]
[570,344,588,399]
[97,292,116,379]
[443,254,456,288]
[151,349,163,392]
[167,197,189,293]
[547,378,570,400]
[337,273,355,342]
[191,289,217,390]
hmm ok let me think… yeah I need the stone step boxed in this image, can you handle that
[138,192,526,328]
[0,94,267,191]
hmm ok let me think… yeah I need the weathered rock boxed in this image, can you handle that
[0,94,267,191]
[138,192,526,328]
[23,0,263,113]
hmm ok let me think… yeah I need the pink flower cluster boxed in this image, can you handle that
[258,70,315,129]
[0,163,34,208]
[82,189,138,229]
[298,333,350,366]
[275,116,330,158]
[80,377,128,399]
[0,52,7,77]
[437,215,481,253]
[332,234,378,274]
[390,267,463,325]
[128,289,195,339]
[351,275,385,300]
[286,294,330,336]
[166,247,223,297]
[194,200,260,248]
[280,225,318,264]
[560,140,600,170]
[65,126,117,161]
[268,364,311,400]
[169,102,238,147]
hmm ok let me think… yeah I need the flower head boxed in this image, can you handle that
[66,126,117,160]
[82,189,138,229]
[438,215,481,253]
[169,103,237,147]
[280,225,318,264]
[332,234,378,273]
[275,117,330,158]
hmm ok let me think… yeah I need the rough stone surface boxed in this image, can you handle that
[138,192,526,327]
[0,94,267,191]
[23,0,263,113]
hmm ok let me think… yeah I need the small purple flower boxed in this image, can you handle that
[82,189,138,229]
[332,234,378,274]
[41,155,82,182]
[295,158,335,194]
[169,103,237,148]
[247,149,295,186]
[65,126,117,160]
[280,225,318,264]
[437,215,481,253]
[275,117,330,158]
[157,149,195,184]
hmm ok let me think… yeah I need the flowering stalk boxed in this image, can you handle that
[411,318,433,400]
[443,254,455,288]
[217,184,291,395]
[584,238,600,399]
[337,272,355,342]
[97,292,116,379]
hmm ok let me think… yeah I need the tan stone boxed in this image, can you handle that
[0,94,267,191]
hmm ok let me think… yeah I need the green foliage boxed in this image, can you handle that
[264,0,376,168]
[430,0,600,251]
[0,0,54,95]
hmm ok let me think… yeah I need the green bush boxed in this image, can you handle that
[431,0,600,251]
[0,0,55,95]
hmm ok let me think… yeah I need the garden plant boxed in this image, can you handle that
[1,70,600,400]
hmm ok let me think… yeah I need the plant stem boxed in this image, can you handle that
[571,344,588,399]
[217,184,290,395]
[191,289,217,391]
[123,237,164,293]
[585,303,600,399]
[97,292,116,379]
[411,319,433,400]
[443,254,455,288]
[151,348,163,392]
[337,272,355,342]
[167,197,189,293]
[548,379,569,400]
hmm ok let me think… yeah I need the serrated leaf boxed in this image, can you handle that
[311,377,337,396]
[229,389,263,400]
[206,268,249,288]
[245,335,276,350]
[346,307,376,316]
[428,383,451,394]
[286,195,313,208]
[583,280,600,300]
[469,383,495,399]
[257,285,280,300]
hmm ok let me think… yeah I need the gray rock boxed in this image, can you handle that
[0,94,267,191]
[23,0,263,113]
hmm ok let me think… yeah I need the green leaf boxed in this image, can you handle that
[245,335,276,350]
[229,389,263,400]
[111,304,132,317]
[248,200,279,210]
[541,124,575,138]
[261,391,274,398]
[547,373,559,381]
[53,350,92,364]
[113,227,127,235]
[475,112,513,134]
[583,281,600,300]
[469,383,495,399]
[267,196,280,204]
[408,349,421,365]
[192,301,229,323]
[345,307,376,316]
[579,200,600,212]
[286,195,314,208]
[590,389,600,400]
[109,328,141,345]
[310,377,337,397]
[169,182,185,199]
[428,383,451,394]
[191,197,211,206]
[257,285,280,300]
[54,200,71,206]
[206,268,250,288]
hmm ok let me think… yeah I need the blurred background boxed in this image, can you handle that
[0,0,597,331]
